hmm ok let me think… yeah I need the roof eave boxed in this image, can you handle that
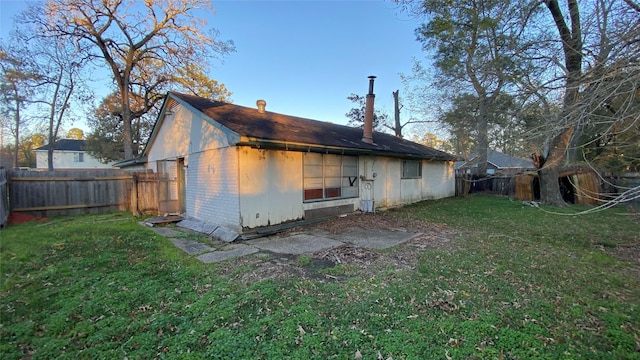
[236,137,456,161]
[113,156,148,168]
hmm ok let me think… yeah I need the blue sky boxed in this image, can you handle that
[0,0,429,133]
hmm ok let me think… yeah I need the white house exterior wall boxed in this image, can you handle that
[361,156,454,210]
[186,147,241,231]
[236,151,454,229]
[145,102,243,231]
[35,150,114,169]
[145,103,237,165]
[422,161,455,199]
[238,147,304,228]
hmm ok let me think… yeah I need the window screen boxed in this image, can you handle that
[402,160,422,178]
[303,153,359,201]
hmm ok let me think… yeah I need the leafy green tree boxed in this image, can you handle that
[439,94,477,158]
[85,92,155,163]
[172,63,232,102]
[19,133,46,168]
[403,0,638,205]
[345,93,388,130]
[412,0,535,174]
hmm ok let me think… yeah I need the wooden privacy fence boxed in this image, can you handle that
[0,169,8,227]
[514,169,600,205]
[455,175,514,197]
[457,169,601,205]
[7,169,159,218]
[130,171,159,216]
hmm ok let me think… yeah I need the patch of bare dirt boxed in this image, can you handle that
[223,212,458,282]
[609,244,640,264]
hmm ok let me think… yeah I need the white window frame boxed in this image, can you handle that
[73,152,84,163]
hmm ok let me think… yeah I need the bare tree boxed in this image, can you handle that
[383,89,429,138]
[535,0,639,205]
[30,0,234,160]
[0,45,41,168]
[27,31,89,170]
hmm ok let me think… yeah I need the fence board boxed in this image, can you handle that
[7,169,159,218]
[456,175,514,197]
[135,172,159,214]
[0,169,8,228]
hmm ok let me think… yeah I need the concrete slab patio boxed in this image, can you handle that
[336,227,423,249]
[196,245,259,263]
[246,234,344,255]
[169,238,215,255]
[145,222,421,263]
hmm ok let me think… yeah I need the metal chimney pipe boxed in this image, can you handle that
[256,99,267,114]
[362,76,376,144]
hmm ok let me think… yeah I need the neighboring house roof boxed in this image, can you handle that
[455,149,536,170]
[144,92,458,162]
[114,156,147,168]
[35,139,86,151]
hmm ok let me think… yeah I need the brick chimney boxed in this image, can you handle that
[362,76,376,144]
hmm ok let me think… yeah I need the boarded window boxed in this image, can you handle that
[303,153,359,202]
[402,160,422,179]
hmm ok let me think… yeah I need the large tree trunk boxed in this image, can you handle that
[392,90,402,138]
[540,0,583,205]
[122,108,133,160]
[476,97,489,175]
[13,108,19,169]
[539,126,574,205]
[120,85,133,160]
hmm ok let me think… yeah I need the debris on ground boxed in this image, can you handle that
[221,212,458,282]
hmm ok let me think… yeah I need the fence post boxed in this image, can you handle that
[131,173,140,217]
[0,169,7,228]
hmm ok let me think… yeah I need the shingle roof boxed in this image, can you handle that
[169,92,457,161]
[35,139,85,151]
[486,149,535,169]
[455,149,535,169]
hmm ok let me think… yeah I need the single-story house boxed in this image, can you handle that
[455,149,536,176]
[35,139,116,170]
[117,88,458,240]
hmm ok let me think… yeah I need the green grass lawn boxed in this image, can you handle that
[1,196,639,359]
